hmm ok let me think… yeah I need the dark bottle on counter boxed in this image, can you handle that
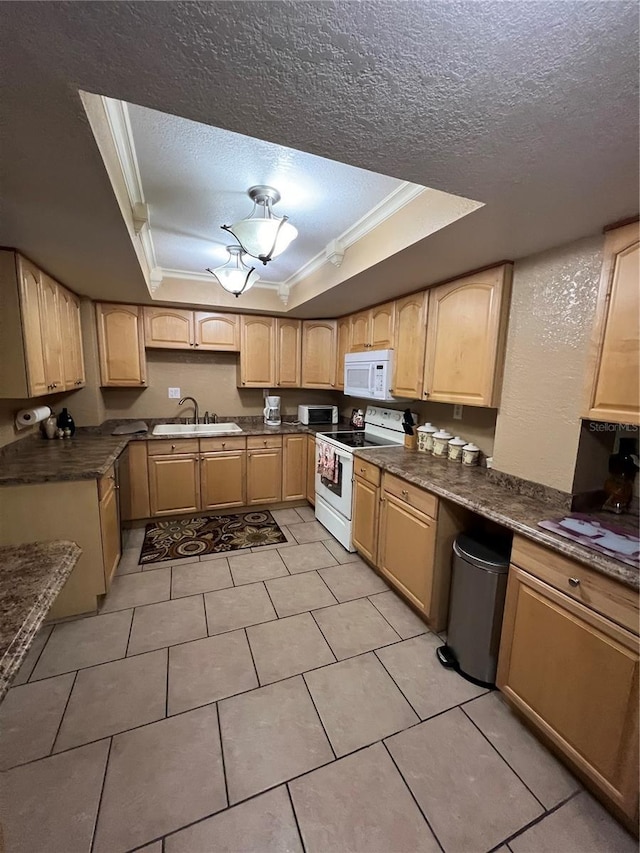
[56,408,75,437]
[603,437,638,514]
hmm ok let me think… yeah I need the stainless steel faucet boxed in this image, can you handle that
[178,396,199,425]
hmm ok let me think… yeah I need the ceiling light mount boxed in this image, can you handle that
[221,185,298,265]
[206,245,259,298]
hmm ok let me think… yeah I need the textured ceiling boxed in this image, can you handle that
[0,1,638,312]
[127,102,406,282]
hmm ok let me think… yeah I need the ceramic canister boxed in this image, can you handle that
[462,443,480,466]
[432,430,453,458]
[448,436,466,462]
[417,423,437,453]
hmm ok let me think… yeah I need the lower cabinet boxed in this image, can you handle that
[306,434,316,505]
[148,454,200,516]
[247,436,283,505]
[498,540,639,828]
[282,434,307,502]
[201,451,246,509]
[352,461,381,564]
[99,470,121,588]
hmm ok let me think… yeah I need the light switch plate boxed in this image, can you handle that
[168,387,181,399]
[453,404,463,420]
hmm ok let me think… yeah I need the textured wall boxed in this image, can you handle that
[492,235,603,492]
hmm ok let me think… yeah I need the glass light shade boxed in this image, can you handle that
[207,246,259,297]
[227,217,298,263]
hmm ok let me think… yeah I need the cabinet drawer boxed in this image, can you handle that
[511,535,639,635]
[247,435,283,450]
[98,466,116,500]
[353,458,381,487]
[382,472,437,519]
[200,436,246,452]
[147,439,199,456]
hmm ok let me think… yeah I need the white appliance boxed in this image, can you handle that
[297,404,339,425]
[344,349,398,402]
[263,395,281,426]
[314,406,416,550]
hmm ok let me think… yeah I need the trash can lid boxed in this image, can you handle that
[453,533,510,572]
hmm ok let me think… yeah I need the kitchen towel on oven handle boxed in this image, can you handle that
[316,439,339,484]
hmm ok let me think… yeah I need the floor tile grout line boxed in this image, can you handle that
[260,578,283,622]
[300,673,338,761]
[215,702,231,810]
[367,591,431,639]
[163,644,170,719]
[24,624,55,684]
[371,647,425,722]
[48,668,79,756]
[381,739,446,853]
[460,702,549,812]
[123,605,136,660]
[243,626,261,688]
[89,735,113,853]
[489,788,583,851]
[285,782,308,853]
[313,569,341,606]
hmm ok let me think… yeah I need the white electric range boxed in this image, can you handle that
[314,406,416,550]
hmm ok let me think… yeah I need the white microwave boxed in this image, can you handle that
[344,349,397,402]
[298,405,338,425]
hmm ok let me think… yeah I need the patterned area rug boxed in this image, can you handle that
[139,510,287,565]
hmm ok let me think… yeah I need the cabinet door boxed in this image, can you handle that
[352,476,379,564]
[424,265,511,407]
[497,567,639,820]
[96,303,147,387]
[60,288,86,391]
[378,492,436,613]
[201,451,246,509]
[306,435,316,505]
[121,442,150,521]
[585,223,639,425]
[276,319,302,387]
[100,479,121,589]
[39,274,64,392]
[301,320,337,388]
[349,312,370,352]
[370,302,394,349]
[148,454,200,516]
[392,292,427,399]
[239,316,276,387]
[144,307,193,349]
[335,318,351,391]
[195,311,240,351]
[247,448,282,504]
[282,434,307,501]
[17,256,48,396]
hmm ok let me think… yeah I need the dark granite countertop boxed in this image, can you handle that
[0,540,81,699]
[354,446,639,591]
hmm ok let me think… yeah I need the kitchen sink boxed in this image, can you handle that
[152,423,243,437]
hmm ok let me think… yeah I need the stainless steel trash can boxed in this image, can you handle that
[438,533,510,686]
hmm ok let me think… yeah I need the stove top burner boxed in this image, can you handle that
[319,430,400,449]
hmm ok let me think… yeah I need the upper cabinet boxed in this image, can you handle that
[335,317,351,391]
[239,315,276,387]
[144,307,240,352]
[302,320,337,389]
[0,251,86,398]
[423,264,512,407]
[96,303,147,387]
[391,292,427,399]
[276,318,302,387]
[349,303,394,352]
[584,222,640,425]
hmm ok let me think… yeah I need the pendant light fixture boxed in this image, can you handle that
[206,246,259,297]
[221,185,298,265]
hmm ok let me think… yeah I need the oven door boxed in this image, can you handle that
[315,439,354,520]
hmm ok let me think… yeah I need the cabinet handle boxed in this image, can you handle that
[171,444,176,450]
[401,489,408,497]
[242,382,246,385]
[424,391,429,398]
[140,380,145,384]
[263,440,268,446]
[360,467,366,473]
[568,577,580,587]
[194,342,199,347]
[222,442,226,447]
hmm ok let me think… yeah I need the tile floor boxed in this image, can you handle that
[0,505,635,853]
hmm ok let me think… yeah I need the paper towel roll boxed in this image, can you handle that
[15,406,52,429]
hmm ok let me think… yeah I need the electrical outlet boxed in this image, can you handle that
[168,387,181,399]
[453,404,463,420]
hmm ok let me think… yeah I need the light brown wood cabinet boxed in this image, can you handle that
[0,252,86,398]
[201,450,246,509]
[302,320,337,388]
[349,304,395,352]
[584,221,639,425]
[247,444,283,504]
[498,540,639,828]
[306,434,316,504]
[144,307,240,352]
[148,453,200,516]
[239,315,276,387]
[391,291,427,399]
[423,264,512,407]
[276,319,302,387]
[282,434,307,501]
[99,468,121,589]
[349,311,370,352]
[335,317,351,391]
[351,467,380,564]
[96,303,147,387]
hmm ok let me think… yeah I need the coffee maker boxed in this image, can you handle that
[263,395,281,427]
